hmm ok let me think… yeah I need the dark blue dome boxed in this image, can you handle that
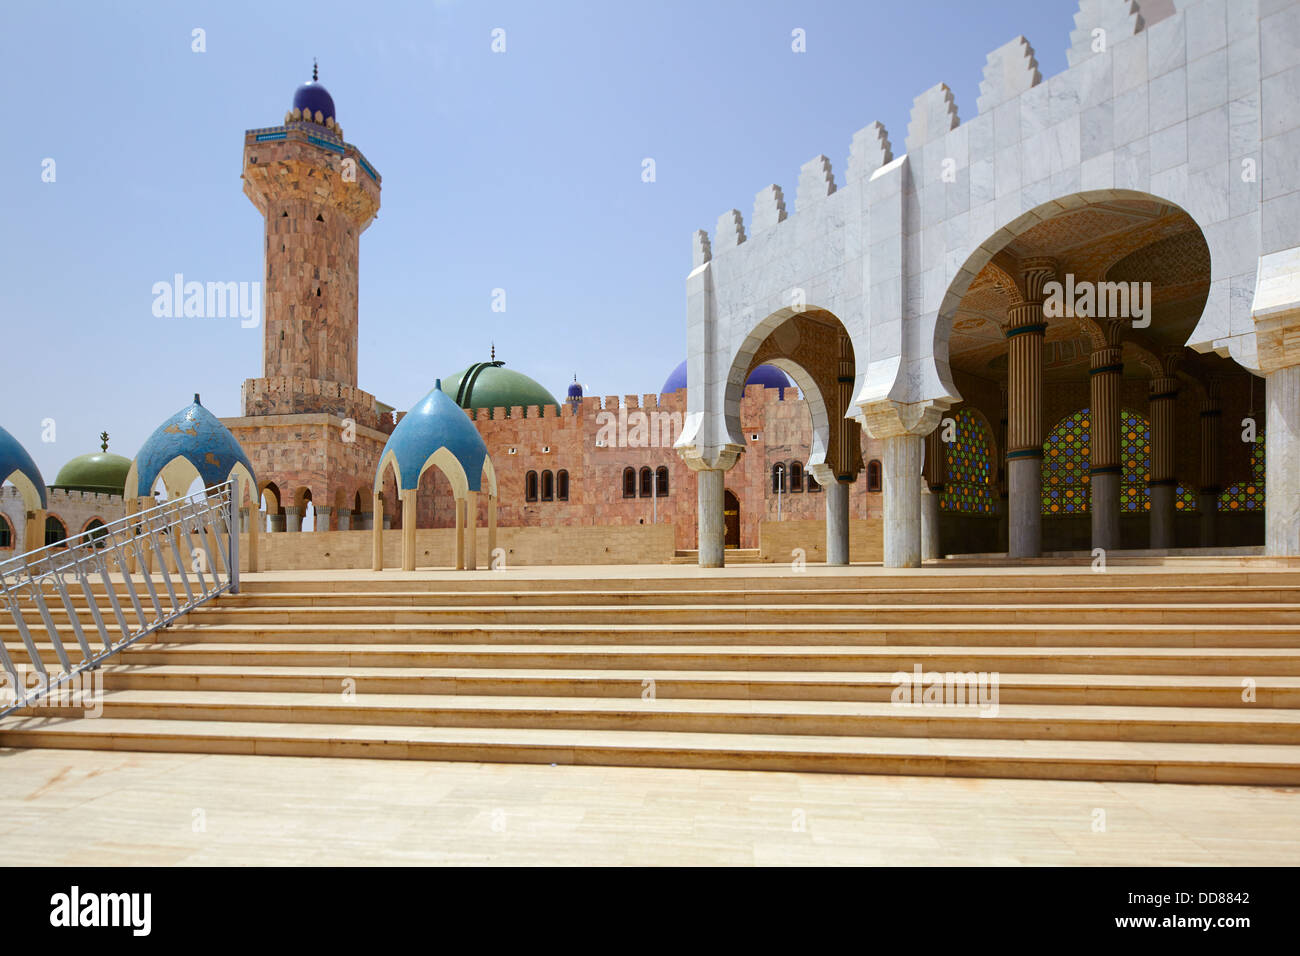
[660,360,790,395]
[567,378,584,400]
[292,81,336,123]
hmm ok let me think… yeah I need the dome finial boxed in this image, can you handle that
[100,430,109,453]
[490,342,495,362]
[312,58,318,82]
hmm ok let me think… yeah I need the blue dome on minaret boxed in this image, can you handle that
[291,61,336,123]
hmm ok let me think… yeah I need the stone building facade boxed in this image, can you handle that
[0,487,125,553]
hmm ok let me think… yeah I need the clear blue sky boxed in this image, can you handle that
[0,0,1077,480]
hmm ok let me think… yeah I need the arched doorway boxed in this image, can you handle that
[934,189,1253,559]
[723,489,740,549]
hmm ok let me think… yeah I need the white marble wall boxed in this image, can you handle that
[677,0,1297,561]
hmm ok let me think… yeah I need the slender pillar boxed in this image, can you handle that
[1006,258,1055,558]
[1089,324,1123,553]
[285,506,302,533]
[370,491,383,571]
[454,497,465,570]
[487,494,498,562]
[315,506,333,532]
[246,491,259,573]
[401,491,416,571]
[1198,383,1221,547]
[825,480,850,565]
[882,434,922,568]
[268,512,286,533]
[25,509,45,554]
[465,490,478,570]
[1148,369,1179,549]
[336,510,352,531]
[1265,366,1300,556]
[238,507,249,535]
[359,511,373,531]
[921,427,944,561]
[697,469,725,568]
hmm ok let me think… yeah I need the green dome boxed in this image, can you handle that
[443,361,560,417]
[53,451,132,495]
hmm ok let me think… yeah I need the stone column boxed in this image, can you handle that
[1005,258,1055,558]
[336,510,352,531]
[921,427,944,561]
[358,511,373,531]
[1089,323,1124,553]
[825,480,850,565]
[487,494,498,563]
[465,490,478,570]
[315,506,333,532]
[824,329,860,567]
[697,469,725,568]
[1198,381,1221,547]
[454,498,466,570]
[882,435,923,567]
[371,492,383,571]
[284,506,301,532]
[268,512,286,533]
[1265,366,1300,555]
[238,507,248,535]
[400,491,417,571]
[1147,367,1179,550]
[996,387,1009,553]
[1252,249,1300,555]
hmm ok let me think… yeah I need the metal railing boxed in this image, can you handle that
[0,480,239,717]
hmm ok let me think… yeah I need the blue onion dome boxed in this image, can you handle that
[286,61,340,132]
[379,381,490,492]
[660,359,791,394]
[130,394,256,497]
[0,424,47,509]
[566,375,585,400]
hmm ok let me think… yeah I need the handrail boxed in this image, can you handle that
[0,480,239,717]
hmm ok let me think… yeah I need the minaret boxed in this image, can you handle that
[241,64,381,393]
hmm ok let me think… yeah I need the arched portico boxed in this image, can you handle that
[371,382,498,571]
[680,0,1299,564]
[681,303,862,567]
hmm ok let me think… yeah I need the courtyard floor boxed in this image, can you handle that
[0,748,1296,865]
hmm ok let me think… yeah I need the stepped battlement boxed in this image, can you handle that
[693,0,1157,267]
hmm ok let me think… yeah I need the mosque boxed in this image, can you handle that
[1,0,1290,570]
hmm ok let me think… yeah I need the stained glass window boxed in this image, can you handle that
[1175,485,1199,512]
[1219,431,1265,511]
[1041,408,1151,514]
[940,407,995,513]
[1120,411,1151,513]
[1042,409,1091,515]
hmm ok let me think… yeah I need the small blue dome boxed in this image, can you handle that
[660,360,790,394]
[132,395,256,497]
[0,424,47,509]
[292,81,336,123]
[379,382,490,493]
[567,377,584,400]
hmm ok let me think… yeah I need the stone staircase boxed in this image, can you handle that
[3,567,1300,784]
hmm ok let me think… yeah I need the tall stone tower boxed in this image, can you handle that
[242,65,380,391]
[224,67,397,534]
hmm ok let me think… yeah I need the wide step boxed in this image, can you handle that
[4,565,1299,784]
